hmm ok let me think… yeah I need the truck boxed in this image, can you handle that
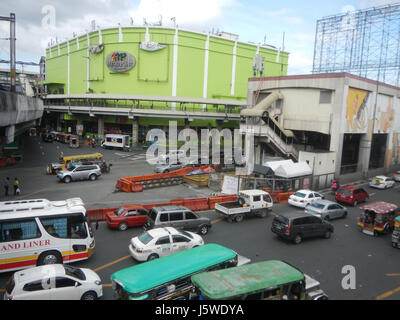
[101,134,131,151]
[214,190,273,222]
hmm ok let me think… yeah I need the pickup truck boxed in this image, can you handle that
[215,190,273,222]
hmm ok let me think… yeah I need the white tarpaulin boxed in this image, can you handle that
[274,162,312,178]
[263,159,294,172]
[221,175,239,194]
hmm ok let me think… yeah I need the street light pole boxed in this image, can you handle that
[0,13,16,92]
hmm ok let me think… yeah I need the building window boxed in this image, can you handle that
[319,90,332,104]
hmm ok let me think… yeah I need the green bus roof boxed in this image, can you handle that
[191,260,305,300]
[110,244,237,295]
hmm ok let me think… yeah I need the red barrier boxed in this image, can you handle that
[131,183,143,192]
[115,166,208,192]
[170,199,184,206]
[208,194,237,209]
[142,202,172,211]
[183,198,209,211]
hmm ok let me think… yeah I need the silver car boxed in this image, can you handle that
[305,200,347,221]
[154,162,184,173]
[57,164,102,183]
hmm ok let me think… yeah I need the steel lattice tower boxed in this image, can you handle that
[312,3,400,86]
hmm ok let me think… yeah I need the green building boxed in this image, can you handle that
[43,26,288,144]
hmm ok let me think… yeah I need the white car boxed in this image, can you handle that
[3,264,102,300]
[129,227,204,262]
[393,171,400,182]
[369,175,395,189]
[288,189,324,208]
[157,150,185,164]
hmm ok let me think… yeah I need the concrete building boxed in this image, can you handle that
[42,25,288,144]
[241,73,400,181]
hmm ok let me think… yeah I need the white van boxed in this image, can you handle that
[101,134,131,151]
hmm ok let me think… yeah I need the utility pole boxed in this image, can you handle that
[0,13,16,92]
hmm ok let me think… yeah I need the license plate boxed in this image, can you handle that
[341,195,346,198]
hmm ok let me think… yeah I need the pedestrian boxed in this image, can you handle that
[4,177,10,196]
[13,178,20,196]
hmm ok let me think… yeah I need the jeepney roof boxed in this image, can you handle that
[359,201,399,214]
[63,153,103,161]
[395,216,400,222]
[110,244,237,295]
[191,260,304,300]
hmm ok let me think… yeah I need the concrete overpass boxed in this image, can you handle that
[42,93,245,121]
[0,90,44,145]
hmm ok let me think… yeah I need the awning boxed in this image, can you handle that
[3,141,18,150]
[253,164,274,176]
[274,162,312,178]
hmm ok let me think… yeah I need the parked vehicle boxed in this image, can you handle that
[57,164,102,183]
[157,150,185,164]
[357,201,400,236]
[129,227,204,262]
[69,135,79,148]
[190,260,328,300]
[271,212,334,244]
[154,162,185,173]
[111,244,242,300]
[305,200,348,220]
[42,132,55,142]
[288,190,324,208]
[144,205,211,235]
[101,134,131,151]
[0,198,95,273]
[369,175,395,189]
[106,206,149,231]
[335,185,369,206]
[47,153,104,174]
[3,264,102,300]
[391,216,400,248]
[215,190,273,222]
[393,171,400,182]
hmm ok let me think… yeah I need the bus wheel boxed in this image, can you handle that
[37,251,62,266]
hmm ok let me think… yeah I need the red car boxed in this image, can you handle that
[335,185,369,206]
[106,205,148,231]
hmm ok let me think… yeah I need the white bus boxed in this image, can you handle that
[0,198,95,273]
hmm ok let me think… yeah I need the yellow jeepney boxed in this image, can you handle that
[47,153,104,174]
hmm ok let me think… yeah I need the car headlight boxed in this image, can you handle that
[95,280,102,286]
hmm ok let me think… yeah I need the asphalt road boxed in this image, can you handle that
[1,135,400,300]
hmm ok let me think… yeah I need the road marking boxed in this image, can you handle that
[0,289,4,293]
[18,189,48,199]
[376,286,400,300]
[93,255,131,273]
[102,284,112,288]
[386,273,400,277]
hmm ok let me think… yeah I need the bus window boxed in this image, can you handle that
[69,215,88,239]
[0,219,41,242]
[39,217,68,238]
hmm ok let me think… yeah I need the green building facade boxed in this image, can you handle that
[44,26,289,142]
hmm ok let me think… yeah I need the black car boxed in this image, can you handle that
[271,212,334,244]
[42,133,55,142]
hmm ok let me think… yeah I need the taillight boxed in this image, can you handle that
[8,296,12,300]
[285,226,290,235]
[136,248,143,253]
[317,212,322,215]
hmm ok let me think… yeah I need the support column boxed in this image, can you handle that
[76,118,83,136]
[357,133,371,177]
[97,116,104,139]
[132,119,138,147]
[5,125,15,144]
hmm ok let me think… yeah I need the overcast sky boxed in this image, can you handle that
[0,0,398,74]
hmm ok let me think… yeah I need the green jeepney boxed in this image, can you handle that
[110,244,239,300]
[190,260,328,300]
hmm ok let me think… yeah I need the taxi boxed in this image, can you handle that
[288,189,324,208]
[369,175,395,189]
[129,227,204,262]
